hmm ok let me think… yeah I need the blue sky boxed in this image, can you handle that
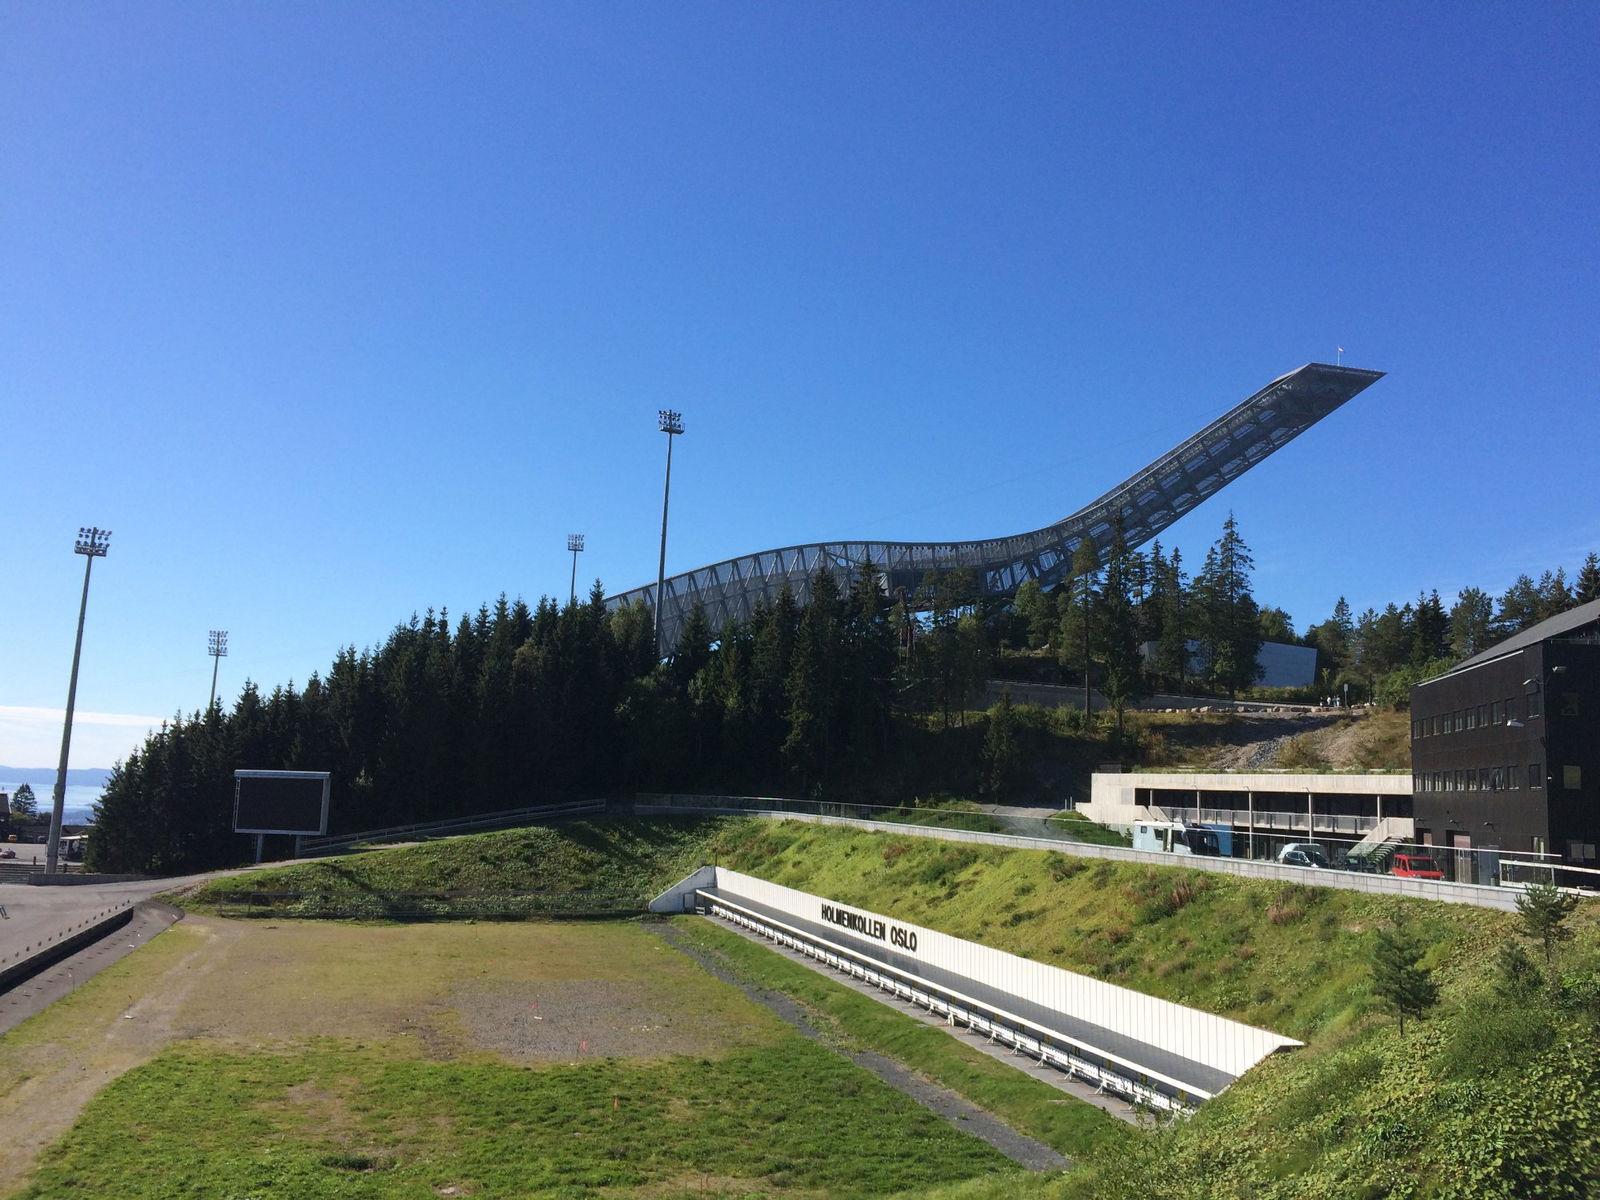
[4,4,1597,766]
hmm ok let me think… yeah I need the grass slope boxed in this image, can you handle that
[672,918,1131,1162]
[182,817,728,912]
[711,820,1600,1199]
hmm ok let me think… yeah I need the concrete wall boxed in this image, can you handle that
[713,867,1298,1082]
[648,864,717,914]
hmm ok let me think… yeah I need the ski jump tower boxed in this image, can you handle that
[606,363,1383,650]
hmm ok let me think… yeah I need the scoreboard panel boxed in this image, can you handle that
[233,770,330,836]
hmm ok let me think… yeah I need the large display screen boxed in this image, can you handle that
[233,771,330,835]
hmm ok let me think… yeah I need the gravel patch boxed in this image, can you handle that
[451,978,733,1061]
[651,922,1069,1172]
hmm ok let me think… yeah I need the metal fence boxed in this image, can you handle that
[637,793,1098,844]
[296,799,606,857]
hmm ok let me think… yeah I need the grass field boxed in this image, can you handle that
[671,920,1131,1162]
[113,813,1600,1196]
[3,916,1019,1199]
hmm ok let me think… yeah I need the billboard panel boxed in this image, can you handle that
[234,770,330,836]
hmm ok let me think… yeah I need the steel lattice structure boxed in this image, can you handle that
[606,363,1383,649]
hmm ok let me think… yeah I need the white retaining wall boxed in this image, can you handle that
[711,866,1300,1083]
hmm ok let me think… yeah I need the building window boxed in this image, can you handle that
[1491,767,1503,791]
[1528,687,1542,719]
[1560,692,1581,717]
[1507,765,1519,790]
[1491,700,1503,724]
[1478,703,1488,726]
[1507,695,1519,721]
[1455,710,1465,732]
[1529,762,1543,789]
[1412,719,1421,740]
[1480,768,1491,791]
[1467,707,1478,730]
[1563,765,1582,791]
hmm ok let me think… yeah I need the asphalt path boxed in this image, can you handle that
[0,864,272,965]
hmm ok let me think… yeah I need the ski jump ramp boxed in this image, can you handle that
[608,363,1383,649]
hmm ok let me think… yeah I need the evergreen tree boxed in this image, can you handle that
[843,563,896,775]
[1370,928,1439,1034]
[1536,569,1574,621]
[1097,520,1146,734]
[1410,590,1450,666]
[1257,606,1296,644]
[782,603,827,789]
[1495,575,1543,637]
[1193,514,1262,698]
[980,690,1023,798]
[1059,538,1100,713]
[1449,587,1495,660]
[1306,596,1353,679]
[1515,883,1579,973]
[1153,547,1189,690]
[9,782,37,819]
[1012,579,1056,650]
[1576,552,1600,605]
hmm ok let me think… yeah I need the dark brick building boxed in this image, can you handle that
[1411,599,1600,865]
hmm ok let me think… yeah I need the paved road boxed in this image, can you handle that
[0,869,249,964]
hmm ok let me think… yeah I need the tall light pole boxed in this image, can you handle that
[207,630,229,711]
[567,534,585,605]
[47,527,110,875]
[654,409,684,657]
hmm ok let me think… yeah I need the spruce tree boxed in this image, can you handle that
[1194,514,1262,698]
[9,782,36,819]
[1576,552,1600,605]
[1515,883,1579,973]
[1059,538,1100,713]
[1449,587,1494,660]
[980,689,1023,798]
[1098,519,1146,734]
[1495,575,1542,637]
[1410,590,1450,666]
[1012,579,1056,650]
[1370,928,1439,1034]
[1153,547,1188,690]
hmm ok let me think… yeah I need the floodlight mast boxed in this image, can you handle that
[47,527,111,876]
[567,534,585,605]
[208,629,229,711]
[654,409,684,656]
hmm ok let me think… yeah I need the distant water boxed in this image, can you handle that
[0,781,99,824]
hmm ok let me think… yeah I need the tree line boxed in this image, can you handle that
[89,570,906,874]
[88,517,1599,873]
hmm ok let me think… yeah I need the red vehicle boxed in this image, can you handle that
[1391,853,1444,880]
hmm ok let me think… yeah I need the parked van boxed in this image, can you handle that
[1131,821,1222,857]
[1390,853,1444,880]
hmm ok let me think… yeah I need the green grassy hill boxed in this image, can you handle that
[180,814,1600,1197]
[181,817,730,912]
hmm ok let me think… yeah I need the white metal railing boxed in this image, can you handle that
[699,890,1202,1112]
[1189,808,1378,836]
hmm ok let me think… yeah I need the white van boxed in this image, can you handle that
[1131,821,1222,857]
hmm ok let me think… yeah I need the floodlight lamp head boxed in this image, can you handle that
[74,526,111,557]
[568,534,585,552]
[209,630,229,656]
[658,409,684,435]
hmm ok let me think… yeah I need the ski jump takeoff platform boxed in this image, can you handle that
[652,867,1300,1112]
